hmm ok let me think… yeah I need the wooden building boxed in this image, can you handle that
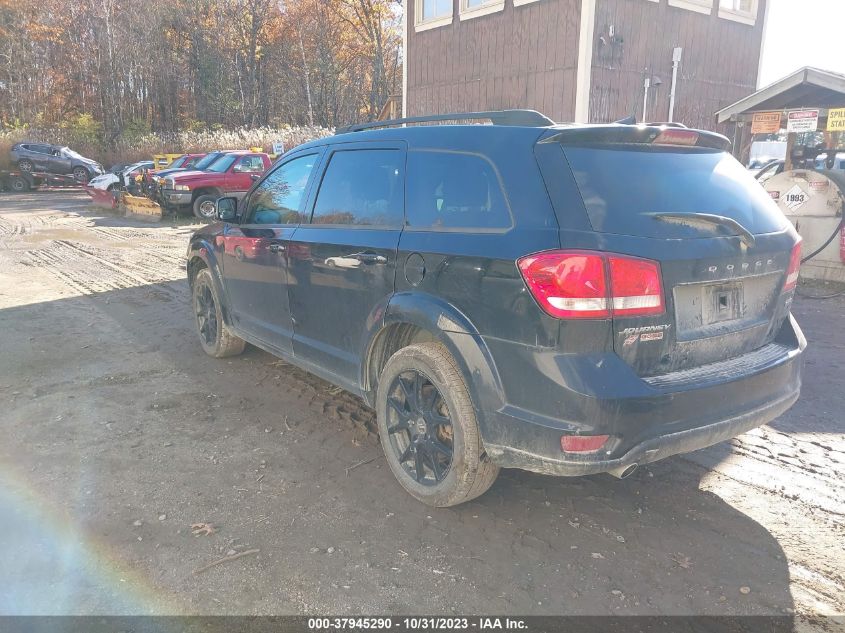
[403,0,768,130]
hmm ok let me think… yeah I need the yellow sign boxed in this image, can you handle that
[826,108,845,132]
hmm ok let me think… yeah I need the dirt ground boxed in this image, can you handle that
[0,192,843,624]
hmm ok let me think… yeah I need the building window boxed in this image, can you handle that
[667,0,712,15]
[415,0,453,31]
[460,0,504,20]
[719,0,757,24]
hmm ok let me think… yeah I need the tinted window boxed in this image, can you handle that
[194,153,223,170]
[562,146,788,238]
[245,154,318,225]
[311,150,403,227]
[207,155,238,173]
[406,151,511,230]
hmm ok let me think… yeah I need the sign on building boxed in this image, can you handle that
[751,112,781,134]
[826,108,845,132]
[786,110,819,133]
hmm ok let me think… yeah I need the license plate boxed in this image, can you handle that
[703,282,743,324]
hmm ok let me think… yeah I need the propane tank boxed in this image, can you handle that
[765,169,845,282]
[840,222,845,264]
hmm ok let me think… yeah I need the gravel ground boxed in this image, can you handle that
[0,192,842,627]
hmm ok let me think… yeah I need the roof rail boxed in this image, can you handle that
[336,110,555,134]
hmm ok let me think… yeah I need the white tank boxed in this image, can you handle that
[764,169,845,283]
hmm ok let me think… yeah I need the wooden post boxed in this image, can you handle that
[784,132,796,171]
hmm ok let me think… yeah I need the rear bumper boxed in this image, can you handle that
[481,315,805,476]
[485,389,799,476]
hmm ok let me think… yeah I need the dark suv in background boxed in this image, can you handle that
[10,142,103,181]
[187,110,805,507]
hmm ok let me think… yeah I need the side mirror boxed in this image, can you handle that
[216,196,239,222]
[250,174,260,182]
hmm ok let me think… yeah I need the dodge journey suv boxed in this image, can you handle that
[187,110,805,507]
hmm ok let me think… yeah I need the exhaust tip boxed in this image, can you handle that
[609,463,638,479]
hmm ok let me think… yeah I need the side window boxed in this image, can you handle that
[406,151,511,230]
[235,155,265,173]
[244,154,318,225]
[311,150,404,227]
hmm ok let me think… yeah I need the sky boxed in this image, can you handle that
[758,0,844,87]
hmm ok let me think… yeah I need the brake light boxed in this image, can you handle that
[517,252,609,318]
[653,129,700,146]
[517,250,664,319]
[561,434,609,453]
[784,240,802,291]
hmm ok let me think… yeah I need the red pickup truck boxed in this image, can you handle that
[160,150,271,219]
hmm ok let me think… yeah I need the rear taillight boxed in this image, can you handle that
[516,252,609,318]
[517,250,664,320]
[608,256,664,316]
[784,240,802,292]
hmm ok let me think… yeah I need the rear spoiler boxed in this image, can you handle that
[539,124,731,151]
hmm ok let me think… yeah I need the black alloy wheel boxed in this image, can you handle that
[384,369,454,485]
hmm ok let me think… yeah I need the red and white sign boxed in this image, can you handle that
[786,110,819,133]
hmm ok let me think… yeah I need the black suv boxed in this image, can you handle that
[187,110,805,507]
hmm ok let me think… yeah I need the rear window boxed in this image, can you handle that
[562,146,788,238]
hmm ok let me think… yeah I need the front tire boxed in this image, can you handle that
[193,194,218,220]
[72,166,89,182]
[192,268,245,358]
[376,342,499,507]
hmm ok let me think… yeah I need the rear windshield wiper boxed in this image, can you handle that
[647,212,756,248]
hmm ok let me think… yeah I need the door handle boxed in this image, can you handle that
[268,243,286,253]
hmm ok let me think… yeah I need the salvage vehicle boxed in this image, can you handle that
[86,160,155,191]
[10,142,103,181]
[161,151,270,219]
[143,153,206,192]
[186,110,805,507]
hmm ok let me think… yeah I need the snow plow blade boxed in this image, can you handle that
[121,193,163,222]
[83,186,119,209]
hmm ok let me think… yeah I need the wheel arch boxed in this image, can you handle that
[361,292,506,434]
[192,186,224,201]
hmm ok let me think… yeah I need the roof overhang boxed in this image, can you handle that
[716,67,845,123]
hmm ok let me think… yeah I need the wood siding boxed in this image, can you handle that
[406,0,582,120]
[591,0,767,130]
[406,0,765,130]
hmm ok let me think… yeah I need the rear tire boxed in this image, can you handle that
[193,194,218,220]
[192,268,245,358]
[376,342,499,507]
[17,159,33,172]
